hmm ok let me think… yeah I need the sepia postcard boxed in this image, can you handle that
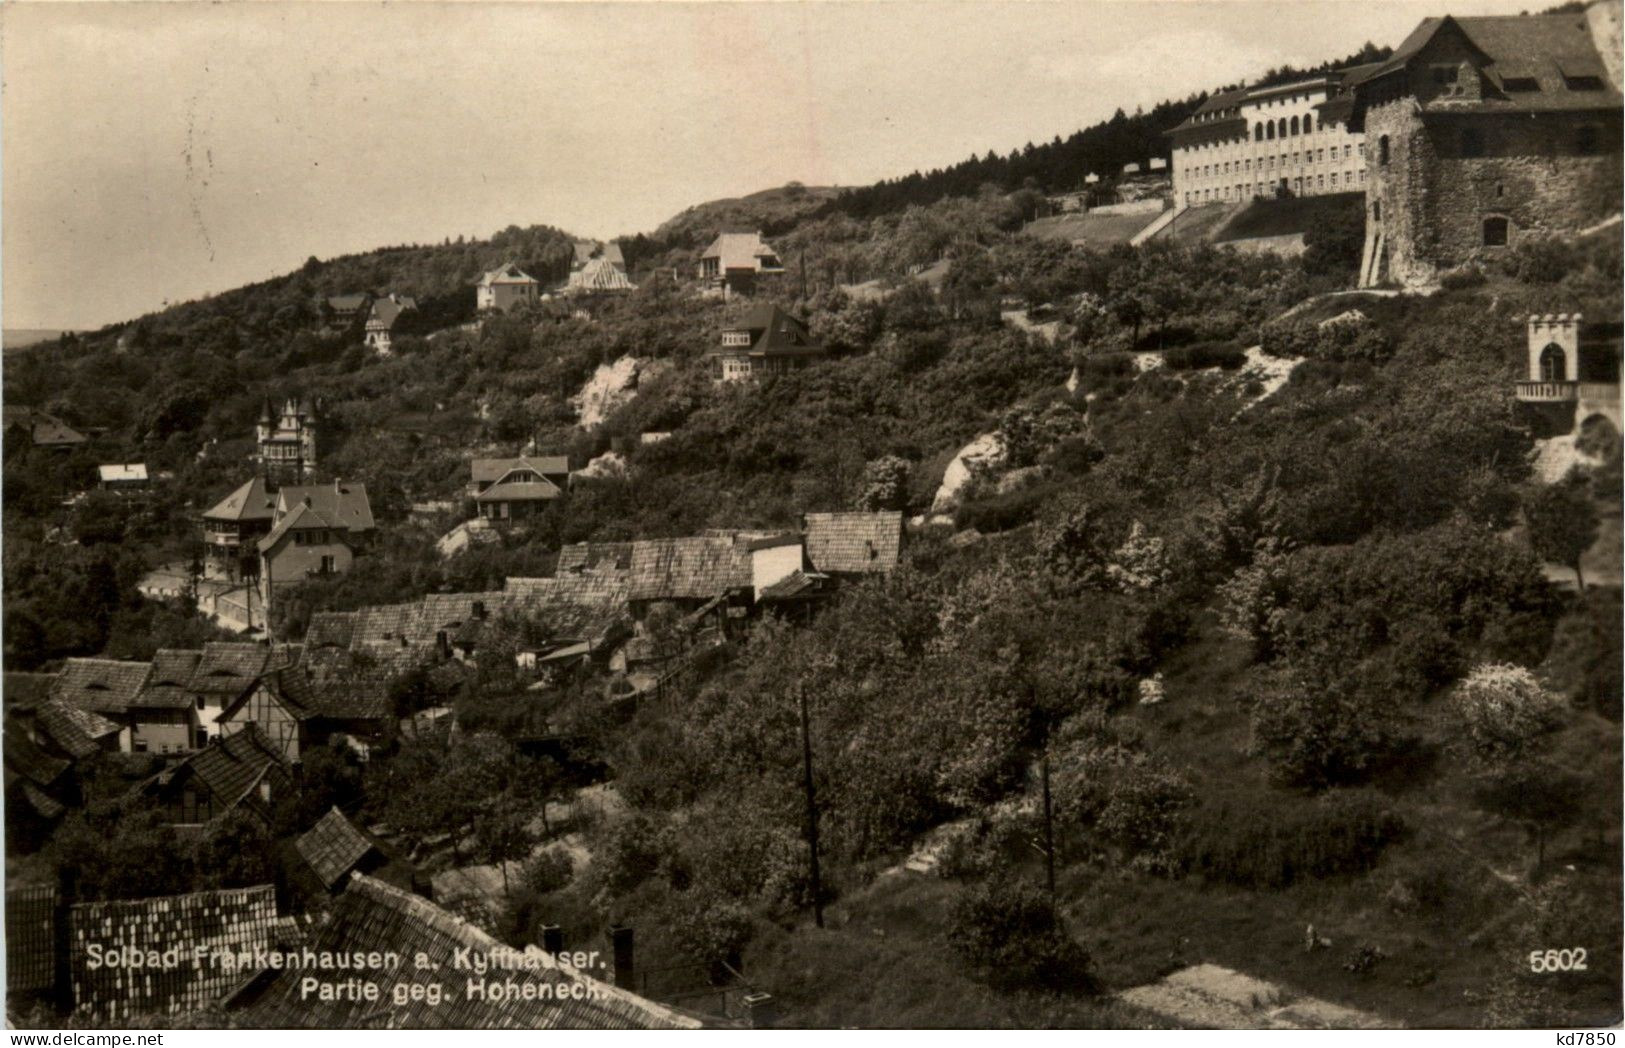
[1,0,1621,1034]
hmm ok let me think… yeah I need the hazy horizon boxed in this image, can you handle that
[3,0,1542,332]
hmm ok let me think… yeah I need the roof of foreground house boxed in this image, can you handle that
[52,658,152,714]
[202,477,279,523]
[277,482,375,533]
[627,536,754,601]
[243,874,702,1028]
[711,303,823,358]
[471,456,570,484]
[803,511,904,575]
[154,724,289,816]
[6,885,57,994]
[297,807,377,888]
[35,698,122,758]
[68,885,279,1022]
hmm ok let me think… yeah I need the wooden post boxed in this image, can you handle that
[799,685,823,929]
[1041,751,1056,918]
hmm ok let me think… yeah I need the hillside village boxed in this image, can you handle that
[3,0,1624,1031]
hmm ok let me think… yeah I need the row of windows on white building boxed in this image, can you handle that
[1182,168,1367,205]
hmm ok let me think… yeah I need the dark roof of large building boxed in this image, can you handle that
[257,500,350,553]
[35,698,121,759]
[627,536,754,601]
[276,481,376,533]
[1352,12,1622,113]
[297,807,376,888]
[803,511,904,575]
[201,476,278,523]
[52,658,152,714]
[259,666,395,722]
[711,304,823,358]
[243,874,701,1028]
[367,294,418,330]
[185,644,266,697]
[157,725,288,816]
[69,885,279,1022]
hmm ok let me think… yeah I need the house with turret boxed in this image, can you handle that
[255,396,319,481]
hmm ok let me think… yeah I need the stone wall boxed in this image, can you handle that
[1364,100,1623,286]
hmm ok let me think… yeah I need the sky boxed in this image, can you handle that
[2,0,1542,332]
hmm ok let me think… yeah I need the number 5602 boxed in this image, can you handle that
[1530,948,1588,973]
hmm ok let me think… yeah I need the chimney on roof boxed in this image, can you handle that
[608,926,634,988]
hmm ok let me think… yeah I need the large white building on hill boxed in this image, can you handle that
[1165,67,1375,207]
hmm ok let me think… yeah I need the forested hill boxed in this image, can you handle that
[87,224,582,351]
[823,41,1391,219]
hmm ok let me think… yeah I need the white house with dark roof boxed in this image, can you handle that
[698,231,785,298]
[364,293,417,354]
[476,262,541,312]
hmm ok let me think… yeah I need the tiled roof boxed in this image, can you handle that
[306,610,359,649]
[69,885,279,1022]
[36,698,121,759]
[163,725,289,817]
[52,658,152,714]
[297,807,376,888]
[186,644,265,697]
[6,885,58,994]
[478,261,539,287]
[367,294,418,331]
[264,666,394,722]
[760,569,832,601]
[471,456,570,484]
[1354,12,1622,111]
[555,542,634,573]
[700,232,783,272]
[257,500,346,553]
[627,536,753,601]
[505,572,631,609]
[326,293,371,312]
[245,874,701,1028]
[5,727,70,787]
[277,482,376,533]
[712,304,822,358]
[803,511,904,575]
[201,477,278,523]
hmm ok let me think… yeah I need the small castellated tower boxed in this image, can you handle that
[1527,314,1581,385]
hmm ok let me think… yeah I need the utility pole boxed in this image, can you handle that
[798,685,823,929]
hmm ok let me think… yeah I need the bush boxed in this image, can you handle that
[1162,341,1246,371]
[521,849,575,895]
[1502,238,1579,285]
[947,879,1094,992]
[1450,662,1564,763]
[954,480,1062,534]
[1181,788,1406,889]
[1260,317,1391,363]
[1248,667,1400,790]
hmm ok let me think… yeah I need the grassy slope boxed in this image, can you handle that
[1023,210,1162,247]
[740,607,1622,1029]
[1215,192,1363,242]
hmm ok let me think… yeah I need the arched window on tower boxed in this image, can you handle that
[1539,343,1567,383]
